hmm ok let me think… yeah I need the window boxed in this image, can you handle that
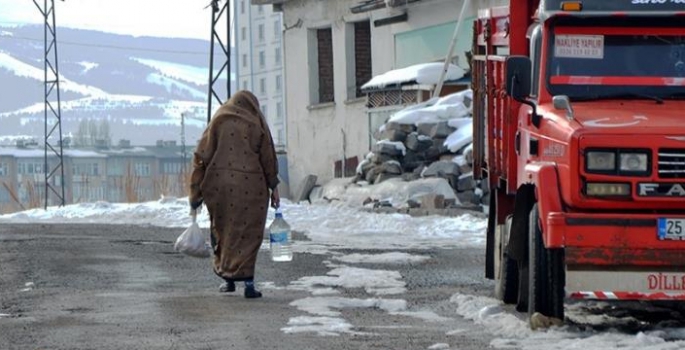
[242,54,247,68]
[275,47,281,64]
[274,19,281,38]
[258,5,264,14]
[260,78,266,94]
[0,162,7,176]
[134,163,150,176]
[241,27,246,41]
[242,80,248,90]
[259,51,265,68]
[352,21,372,98]
[22,162,43,174]
[261,105,268,118]
[313,28,334,104]
[529,24,542,97]
[240,0,245,14]
[275,75,282,91]
[72,163,99,177]
[276,102,283,122]
[277,128,284,146]
[163,162,182,174]
[258,24,264,42]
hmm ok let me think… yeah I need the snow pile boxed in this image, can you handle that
[361,62,466,90]
[351,89,488,209]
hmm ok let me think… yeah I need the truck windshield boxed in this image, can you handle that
[547,26,685,101]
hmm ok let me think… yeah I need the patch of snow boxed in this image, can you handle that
[428,343,450,350]
[388,90,471,125]
[392,310,452,323]
[281,316,356,336]
[290,296,406,317]
[146,73,205,100]
[321,177,460,210]
[362,62,465,90]
[450,293,685,350]
[289,266,406,295]
[0,53,108,97]
[77,61,98,74]
[132,57,214,86]
[333,252,430,265]
[444,121,473,153]
[0,195,487,252]
[376,140,406,156]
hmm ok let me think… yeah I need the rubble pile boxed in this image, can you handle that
[354,89,489,209]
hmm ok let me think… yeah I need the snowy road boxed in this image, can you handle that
[0,223,497,350]
[2,199,685,349]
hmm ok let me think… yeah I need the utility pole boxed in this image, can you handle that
[207,0,232,123]
[433,0,470,99]
[33,0,65,208]
[181,112,187,175]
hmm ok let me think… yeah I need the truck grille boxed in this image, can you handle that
[658,149,685,178]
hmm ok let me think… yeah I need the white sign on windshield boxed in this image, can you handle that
[554,35,605,59]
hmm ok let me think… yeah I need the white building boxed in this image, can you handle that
[257,0,505,191]
[235,0,286,149]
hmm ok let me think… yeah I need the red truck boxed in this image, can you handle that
[472,0,685,324]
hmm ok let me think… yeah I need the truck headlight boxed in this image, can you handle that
[586,151,616,171]
[619,152,648,172]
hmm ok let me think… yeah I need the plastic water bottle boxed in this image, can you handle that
[269,208,292,262]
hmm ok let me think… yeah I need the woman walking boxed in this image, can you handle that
[189,90,280,298]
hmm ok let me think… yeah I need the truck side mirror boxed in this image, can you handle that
[505,56,540,128]
[505,56,532,99]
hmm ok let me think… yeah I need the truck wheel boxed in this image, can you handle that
[495,216,518,304]
[528,204,565,321]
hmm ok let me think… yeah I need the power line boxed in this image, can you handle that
[0,34,225,56]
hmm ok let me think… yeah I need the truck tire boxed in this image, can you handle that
[528,204,565,321]
[495,216,518,304]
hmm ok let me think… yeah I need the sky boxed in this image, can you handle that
[2,189,685,348]
[0,0,232,40]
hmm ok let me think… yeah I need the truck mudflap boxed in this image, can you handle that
[566,270,685,301]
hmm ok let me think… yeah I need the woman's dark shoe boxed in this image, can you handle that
[219,281,236,293]
[244,286,262,299]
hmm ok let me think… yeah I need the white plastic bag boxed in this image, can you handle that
[174,211,211,258]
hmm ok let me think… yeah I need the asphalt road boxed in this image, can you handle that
[0,223,503,350]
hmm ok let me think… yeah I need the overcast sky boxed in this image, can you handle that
[0,0,233,40]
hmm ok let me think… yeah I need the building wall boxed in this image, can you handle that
[236,1,287,148]
[281,0,506,189]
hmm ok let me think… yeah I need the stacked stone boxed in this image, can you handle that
[355,119,489,207]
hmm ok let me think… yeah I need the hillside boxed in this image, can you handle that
[0,25,236,146]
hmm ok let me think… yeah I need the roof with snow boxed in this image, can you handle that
[361,62,468,92]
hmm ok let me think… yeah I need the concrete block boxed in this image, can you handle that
[457,172,475,192]
[294,174,318,203]
[417,122,436,136]
[456,190,475,205]
[375,141,404,157]
[384,129,408,143]
[429,121,455,139]
[420,194,445,209]
[405,132,432,152]
[381,161,402,175]
[422,161,461,178]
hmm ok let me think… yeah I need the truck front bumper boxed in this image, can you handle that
[547,212,685,300]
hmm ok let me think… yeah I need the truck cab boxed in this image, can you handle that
[473,0,685,325]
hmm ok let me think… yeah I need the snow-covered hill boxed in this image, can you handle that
[0,25,236,146]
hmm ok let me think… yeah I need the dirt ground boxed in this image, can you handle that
[0,223,502,350]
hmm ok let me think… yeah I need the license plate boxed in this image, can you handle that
[658,218,685,240]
